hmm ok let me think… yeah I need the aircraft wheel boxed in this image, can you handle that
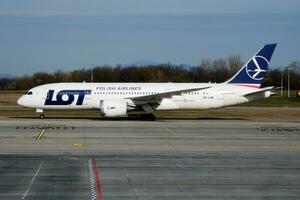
[39,114,45,119]
[147,113,156,121]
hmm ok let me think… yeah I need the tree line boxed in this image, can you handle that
[0,56,299,90]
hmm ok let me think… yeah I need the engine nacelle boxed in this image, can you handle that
[100,99,128,117]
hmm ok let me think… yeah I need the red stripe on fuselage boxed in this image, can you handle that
[231,84,260,88]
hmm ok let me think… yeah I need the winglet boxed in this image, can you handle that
[226,44,277,88]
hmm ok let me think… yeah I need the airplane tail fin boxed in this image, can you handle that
[226,43,277,88]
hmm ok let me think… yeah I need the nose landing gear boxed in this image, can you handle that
[36,108,45,119]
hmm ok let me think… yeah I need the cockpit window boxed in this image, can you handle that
[25,91,33,95]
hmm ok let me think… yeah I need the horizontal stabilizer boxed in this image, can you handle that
[243,86,274,96]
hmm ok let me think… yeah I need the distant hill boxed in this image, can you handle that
[0,73,16,78]
[122,61,162,67]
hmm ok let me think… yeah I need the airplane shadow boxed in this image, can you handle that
[10,116,247,121]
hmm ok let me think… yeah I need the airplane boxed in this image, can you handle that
[17,43,277,120]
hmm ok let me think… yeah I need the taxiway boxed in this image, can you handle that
[0,119,299,199]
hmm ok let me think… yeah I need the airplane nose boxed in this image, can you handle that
[17,96,25,107]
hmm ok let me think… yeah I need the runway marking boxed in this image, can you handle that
[72,143,83,147]
[35,124,48,140]
[88,157,103,200]
[21,161,44,200]
[258,127,300,133]
[88,159,97,200]
[16,125,75,130]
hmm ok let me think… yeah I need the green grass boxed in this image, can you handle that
[241,95,300,107]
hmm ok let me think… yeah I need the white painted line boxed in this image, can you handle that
[21,161,44,200]
[88,159,97,200]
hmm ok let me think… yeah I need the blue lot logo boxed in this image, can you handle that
[45,90,91,105]
[246,56,269,80]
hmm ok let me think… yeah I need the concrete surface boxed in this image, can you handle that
[0,119,299,199]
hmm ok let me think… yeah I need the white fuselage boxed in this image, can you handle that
[17,82,269,112]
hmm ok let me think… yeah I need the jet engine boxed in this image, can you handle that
[100,99,128,117]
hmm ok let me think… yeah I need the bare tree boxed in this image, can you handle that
[228,55,243,77]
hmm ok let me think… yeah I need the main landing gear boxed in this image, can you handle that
[141,104,156,121]
[140,113,156,121]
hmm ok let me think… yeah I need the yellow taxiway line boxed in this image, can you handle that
[36,124,48,140]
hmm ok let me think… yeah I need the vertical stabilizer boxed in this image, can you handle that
[226,44,277,88]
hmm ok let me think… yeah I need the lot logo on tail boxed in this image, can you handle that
[246,56,268,80]
[226,43,277,87]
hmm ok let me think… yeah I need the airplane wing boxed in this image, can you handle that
[243,86,275,96]
[127,86,211,103]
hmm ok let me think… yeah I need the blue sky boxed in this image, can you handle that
[0,0,299,75]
